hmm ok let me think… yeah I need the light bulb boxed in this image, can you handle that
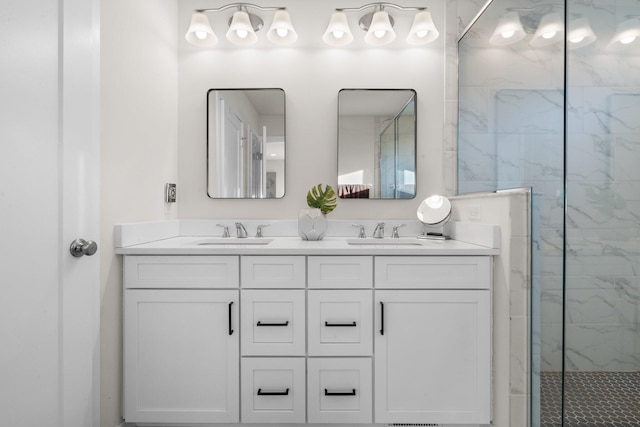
[333,30,344,39]
[276,27,288,38]
[416,30,428,38]
[375,29,386,38]
[236,29,248,39]
[621,36,636,44]
[195,31,208,40]
[501,30,515,39]
[542,31,557,39]
[569,35,585,44]
[425,195,444,209]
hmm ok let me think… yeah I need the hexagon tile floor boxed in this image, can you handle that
[540,371,640,426]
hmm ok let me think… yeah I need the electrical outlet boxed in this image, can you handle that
[468,205,482,220]
[165,183,177,203]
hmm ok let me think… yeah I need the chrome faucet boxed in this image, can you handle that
[216,224,230,238]
[255,224,269,238]
[373,222,385,238]
[392,224,406,238]
[352,224,366,238]
[235,222,248,238]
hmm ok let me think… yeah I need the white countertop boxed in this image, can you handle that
[115,235,499,256]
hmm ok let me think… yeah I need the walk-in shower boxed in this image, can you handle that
[458,0,640,425]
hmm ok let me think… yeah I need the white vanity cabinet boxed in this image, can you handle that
[374,256,492,425]
[121,251,493,426]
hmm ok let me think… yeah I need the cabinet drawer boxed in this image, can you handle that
[241,357,305,423]
[375,256,491,290]
[124,256,239,289]
[308,290,372,356]
[307,358,372,424]
[241,290,305,356]
[241,256,305,289]
[308,256,373,288]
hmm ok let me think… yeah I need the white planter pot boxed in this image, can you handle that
[298,208,328,241]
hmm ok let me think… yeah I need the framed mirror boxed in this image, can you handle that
[337,89,416,199]
[207,88,285,198]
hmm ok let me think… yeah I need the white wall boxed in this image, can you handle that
[100,1,179,426]
[177,0,445,219]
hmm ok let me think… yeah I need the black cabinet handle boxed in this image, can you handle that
[325,321,357,327]
[256,320,289,326]
[228,302,234,335]
[257,388,289,396]
[380,301,384,335]
[324,388,356,396]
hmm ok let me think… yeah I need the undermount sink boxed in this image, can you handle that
[191,238,274,245]
[346,238,423,246]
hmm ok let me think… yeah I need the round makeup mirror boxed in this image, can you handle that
[417,195,451,239]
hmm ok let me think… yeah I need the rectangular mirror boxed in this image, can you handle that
[207,88,285,198]
[338,89,416,199]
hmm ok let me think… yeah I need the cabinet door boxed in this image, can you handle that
[308,256,373,289]
[241,256,305,289]
[124,290,239,424]
[241,289,305,356]
[308,290,373,356]
[307,358,372,424]
[374,290,491,425]
[241,357,306,423]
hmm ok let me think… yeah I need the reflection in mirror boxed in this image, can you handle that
[207,89,285,198]
[337,89,416,199]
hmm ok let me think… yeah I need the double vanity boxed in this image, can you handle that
[116,220,499,426]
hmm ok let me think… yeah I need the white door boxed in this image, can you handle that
[374,290,491,425]
[0,1,100,426]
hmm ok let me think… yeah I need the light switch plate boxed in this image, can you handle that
[165,183,177,203]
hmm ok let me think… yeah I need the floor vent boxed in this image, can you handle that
[387,424,440,426]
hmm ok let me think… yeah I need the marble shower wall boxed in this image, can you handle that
[456,0,640,374]
[565,0,640,372]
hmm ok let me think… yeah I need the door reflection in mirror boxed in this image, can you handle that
[338,89,416,199]
[207,89,285,199]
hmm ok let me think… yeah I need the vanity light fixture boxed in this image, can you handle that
[185,3,297,47]
[608,17,640,51]
[567,16,597,49]
[489,5,569,48]
[489,11,526,46]
[323,11,355,46]
[530,12,564,47]
[323,3,439,47]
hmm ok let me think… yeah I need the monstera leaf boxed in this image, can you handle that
[306,184,337,215]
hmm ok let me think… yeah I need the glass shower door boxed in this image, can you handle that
[564,1,640,424]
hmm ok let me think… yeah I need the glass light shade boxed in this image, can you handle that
[226,10,258,45]
[185,12,218,47]
[489,11,525,46]
[567,16,597,49]
[406,10,439,45]
[364,10,396,46]
[267,10,297,45]
[608,18,640,51]
[323,11,354,46]
[530,12,564,47]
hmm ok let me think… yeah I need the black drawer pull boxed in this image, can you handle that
[257,388,290,396]
[380,301,385,335]
[228,302,234,335]
[325,321,357,327]
[256,320,289,327]
[325,388,356,396]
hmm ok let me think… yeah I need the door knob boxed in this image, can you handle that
[69,239,98,257]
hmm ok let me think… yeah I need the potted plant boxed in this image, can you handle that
[298,184,337,240]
